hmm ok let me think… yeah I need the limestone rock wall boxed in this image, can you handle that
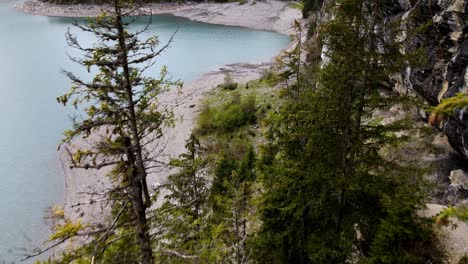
[397,0,468,160]
[314,0,467,159]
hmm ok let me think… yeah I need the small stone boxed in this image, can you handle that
[449,169,468,190]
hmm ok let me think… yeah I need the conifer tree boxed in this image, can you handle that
[155,134,209,262]
[156,138,257,263]
[222,146,256,264]
[255,0,441,263]
[30,1,181,263]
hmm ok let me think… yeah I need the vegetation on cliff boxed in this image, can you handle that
[252,1,442,262]
[30,1,180,263]
[31,0,467,263]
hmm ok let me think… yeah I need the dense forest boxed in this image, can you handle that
[26,0,468,263]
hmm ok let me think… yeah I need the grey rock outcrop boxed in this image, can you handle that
[396,0,468,160]
[450,169,468,189]
[313,0,467,159]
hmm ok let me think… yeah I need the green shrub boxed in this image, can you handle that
[196,103,216,133]
[431,93,468,116]
[221,82,238,90]
[288,1,304,10]
[260,69,279,86]
[195,94,257,135]
[213,103,245,130]
[219,73,238,90]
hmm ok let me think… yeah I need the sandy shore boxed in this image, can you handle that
[22,0,300,245]
[59,62,283,227]
[17,0,301,35]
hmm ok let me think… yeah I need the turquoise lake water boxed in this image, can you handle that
[0,0,289,262]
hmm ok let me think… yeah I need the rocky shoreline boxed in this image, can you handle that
[59,62,286,225]
[17,0,301,35]
[17,1,301,258]
[47,0,300,223]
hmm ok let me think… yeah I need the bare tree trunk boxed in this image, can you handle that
[114,1,154,263]
[126,139,154,264]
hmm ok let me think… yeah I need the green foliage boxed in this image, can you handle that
[155,129,258,263]
[155,134,209,262]
[184,78,266,262]
[289,1,304,10]
[219,73,238,91]
[260,69,279,86]
[210,152,238,206]
[99,231,140,264]
[208,145,258,263]
[432,93,468,116]
[38,0,451,263]
[436,206,468,225]
[367,188,440,263]
[50,220,86,240]
[459,255,468,264]
[195,93,257,135]
[253,0,442,263]
[37,2,179,263]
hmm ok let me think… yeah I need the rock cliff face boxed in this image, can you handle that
[386,0,468,206]
[315,0,467,159]
[396,0,468,160]
[311,0,468,206]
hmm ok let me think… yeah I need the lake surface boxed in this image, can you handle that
[0,0,289,262]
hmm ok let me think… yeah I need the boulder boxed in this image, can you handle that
[421,204,468,263]
[450,169,468,190]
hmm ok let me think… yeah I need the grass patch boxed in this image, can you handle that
[193,73,284,160]
[260,69,280,86]
[195,93,257,135]
[289,1,304,10]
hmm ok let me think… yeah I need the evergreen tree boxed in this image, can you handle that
[156,137,258,263]
[30,1,180,263]
[222,146,256,264]
[255,0,441,263]
[209,153,235,215]
[155,134,209,262]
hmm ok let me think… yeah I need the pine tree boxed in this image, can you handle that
[222,146,256,264]
[255,0,441,263]
[155,134,209,262]
[31,1,181,263]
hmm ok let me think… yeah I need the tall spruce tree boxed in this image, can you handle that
[219,146,256,264]
[155,135,258,263]
[255,0,441,263]
[155,134,209,262]
[33,1,180,263]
